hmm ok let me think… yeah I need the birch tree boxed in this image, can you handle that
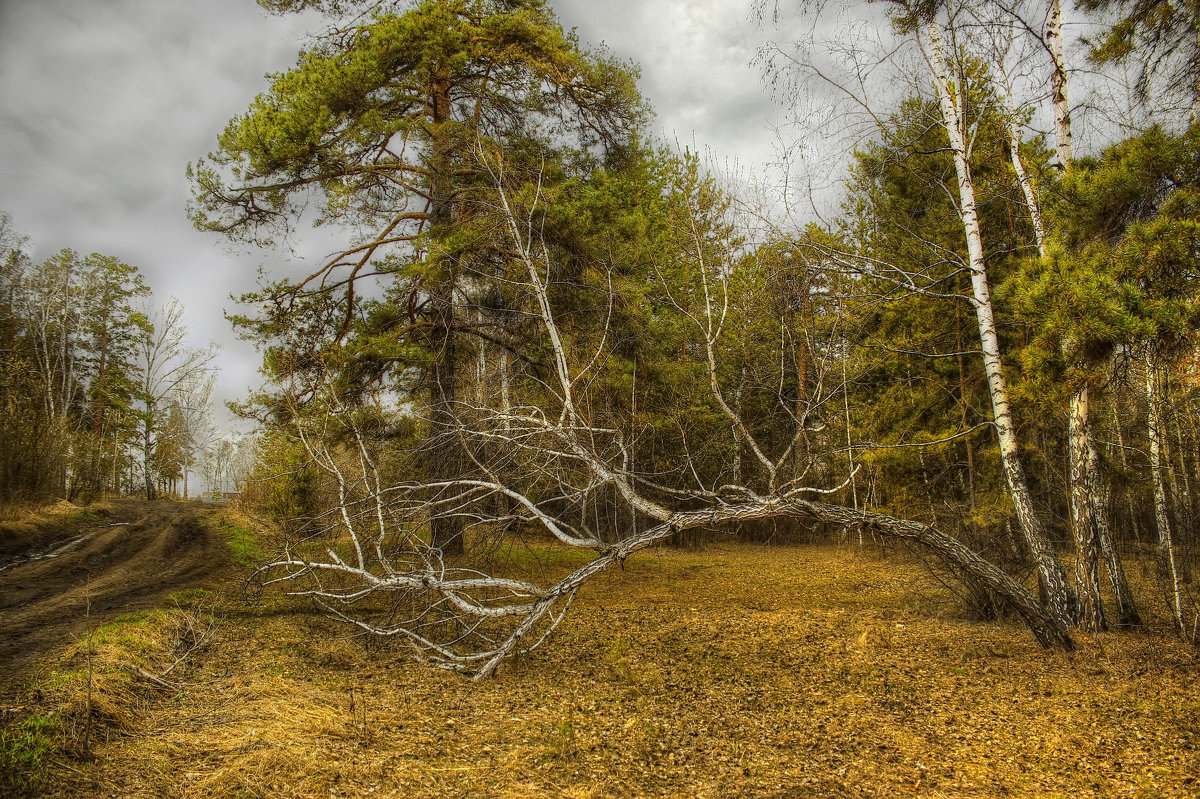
[169,372,217,499]
[915,0,1079,624]
[1031,121,1200,635]
[971,0,1122,630]
[760,0,1078,622]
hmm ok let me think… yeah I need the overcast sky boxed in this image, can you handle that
[0,0,788,427]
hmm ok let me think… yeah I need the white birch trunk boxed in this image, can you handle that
[920,16,1076,623]
[996,74,1047,257]
[1024,0,1127,629]
[476,306,487,406]
[1046,0,1073,169]
[1068,384,1105,630]
[1008,119,1048,255]
[499,349,510,417]
[1012,7,1131,628]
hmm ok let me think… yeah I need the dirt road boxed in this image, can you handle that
[0,500,228,676]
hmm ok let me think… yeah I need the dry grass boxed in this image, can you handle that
[0,499,115,561]
[27,605,220,741]
[0,498,116,524]
[13,542,1200,798]
[0,499,79,524]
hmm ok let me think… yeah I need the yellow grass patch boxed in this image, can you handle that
[15,542,1200,798]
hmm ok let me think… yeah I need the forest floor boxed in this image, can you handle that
[1,505,1197,798]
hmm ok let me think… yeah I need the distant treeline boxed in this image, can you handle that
[0,214,218,503]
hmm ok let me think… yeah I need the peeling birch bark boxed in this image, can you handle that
[1069,384,1106,631]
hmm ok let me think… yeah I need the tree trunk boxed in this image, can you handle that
[1111,395,1141,542]
[789,500,1074,651]
[1089,437,1142,627]
[920,17,1076,624]
[1167,406,1193,582]
[427,64,465,556]
[1000,83,1048,255]
[955,290,976,515]
[1003,40,1118,632]
[732,364,747,486]
[1046,0,1073,170]
[841,349,858,510]
[1146,348,1186,632]
[143,410,156,500]
[1069,384,1106,631]
[1181,402,1200,579]
[618,495,1077,652]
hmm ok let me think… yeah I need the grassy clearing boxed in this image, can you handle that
[38,604,218,730]
[64,510,105,523]
[12,541,1200,798]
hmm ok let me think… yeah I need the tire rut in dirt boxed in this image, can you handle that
[0,501,229,676]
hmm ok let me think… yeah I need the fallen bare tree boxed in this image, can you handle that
[248,154,1074,678]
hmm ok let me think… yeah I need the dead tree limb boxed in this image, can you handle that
[247,151,1074,679]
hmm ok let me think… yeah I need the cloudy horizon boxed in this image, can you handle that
[0,0,791,430]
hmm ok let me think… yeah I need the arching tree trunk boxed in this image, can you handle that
[791,500,1075,652]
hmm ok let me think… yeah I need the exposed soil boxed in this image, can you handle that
[0,499,228,679]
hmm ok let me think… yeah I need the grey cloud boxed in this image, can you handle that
[0,0,790,428]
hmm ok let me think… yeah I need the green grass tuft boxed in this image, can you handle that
[0,714,58,796]
[203,514,266,567]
